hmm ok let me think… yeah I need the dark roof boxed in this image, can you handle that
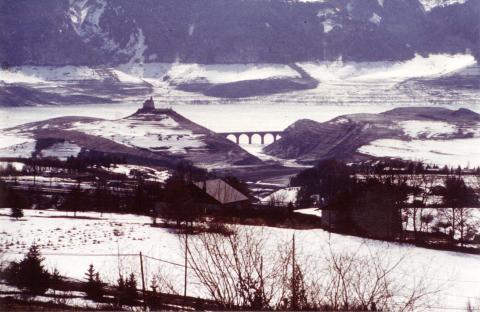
[194,179,248,204]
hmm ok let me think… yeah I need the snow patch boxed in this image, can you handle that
[358,137,480,168]
[397,120,458,139]
[0,70,44,84]
[0,131,34,149]
[168,63,300,84]
[0,141,35,158]
[261,187,300,204]
[316,8,335,18]
[68,0,119,52]
[369,13,382,25]
[121,28,148,65]
[0,161,25,171]
[188,24,195,36]
[68,115,206,154]
[419,0,468,12]
[40,141,82,160]
[102,164,170,182]
[1,66,101,83]
[294,208,322,217]
[322,19,337,33]
[300,54,476,82]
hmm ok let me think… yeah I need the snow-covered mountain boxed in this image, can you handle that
[264,107,480,167]
[0,0,478,66]
[1,53,477,105]
[0,107,261,168]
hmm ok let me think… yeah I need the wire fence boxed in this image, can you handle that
[1,249,479,311]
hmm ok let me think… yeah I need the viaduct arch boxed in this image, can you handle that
[218,131,283,145]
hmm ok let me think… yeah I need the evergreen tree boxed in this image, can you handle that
[6,243,51,294]
[84,264,104,300]
[10,206,23,219]
[50,268,62,297]
[117,273,137,306]
[61,184,87,217]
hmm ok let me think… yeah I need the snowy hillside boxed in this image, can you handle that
[264,107,480,167]
[1,53,477,105]
[69,113,207,155]
[357,115,480,167]
[358,137,480,168]
[0,108,262,169]
[0,208,478,309]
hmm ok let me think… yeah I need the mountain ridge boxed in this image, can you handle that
[1,0,478,66]
[264,107,480,164]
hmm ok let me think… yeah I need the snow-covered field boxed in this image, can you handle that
[398,120,459,139]
[40,141,82,160]
[0,208,478,310]
[358,137,480,168]
[101,164,170,182]
[356,118,480,168]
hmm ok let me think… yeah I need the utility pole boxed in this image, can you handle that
[291,233,297,310]
[184,231,188,297]
[139,252,147,310]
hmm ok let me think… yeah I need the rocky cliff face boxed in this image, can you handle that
[0,0,478,66]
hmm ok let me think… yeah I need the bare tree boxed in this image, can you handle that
[440,177,479,245]
[184,227,437,311]
[305,243,437,311]
[184,226,286,309]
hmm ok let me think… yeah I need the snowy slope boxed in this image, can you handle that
[0,131,35,158]
[69,113,206,155]
[358,117,480,167]
[358,137,480,168]
[299,54,476,82]
[0,208,478,309]
[0,109,261,169]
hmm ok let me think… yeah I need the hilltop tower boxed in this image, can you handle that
[142,97,155,110]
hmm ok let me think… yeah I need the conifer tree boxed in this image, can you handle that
[84,264,103,300]
[10,206,23,219]
[6,243,51,294]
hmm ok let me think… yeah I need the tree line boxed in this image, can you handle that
[291,159,480,245]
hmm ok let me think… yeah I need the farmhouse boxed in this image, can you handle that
[321,205,402,239]
[154,178,249,218]
[193,179,249,210]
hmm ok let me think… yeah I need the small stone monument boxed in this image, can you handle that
[142,97,155,110]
